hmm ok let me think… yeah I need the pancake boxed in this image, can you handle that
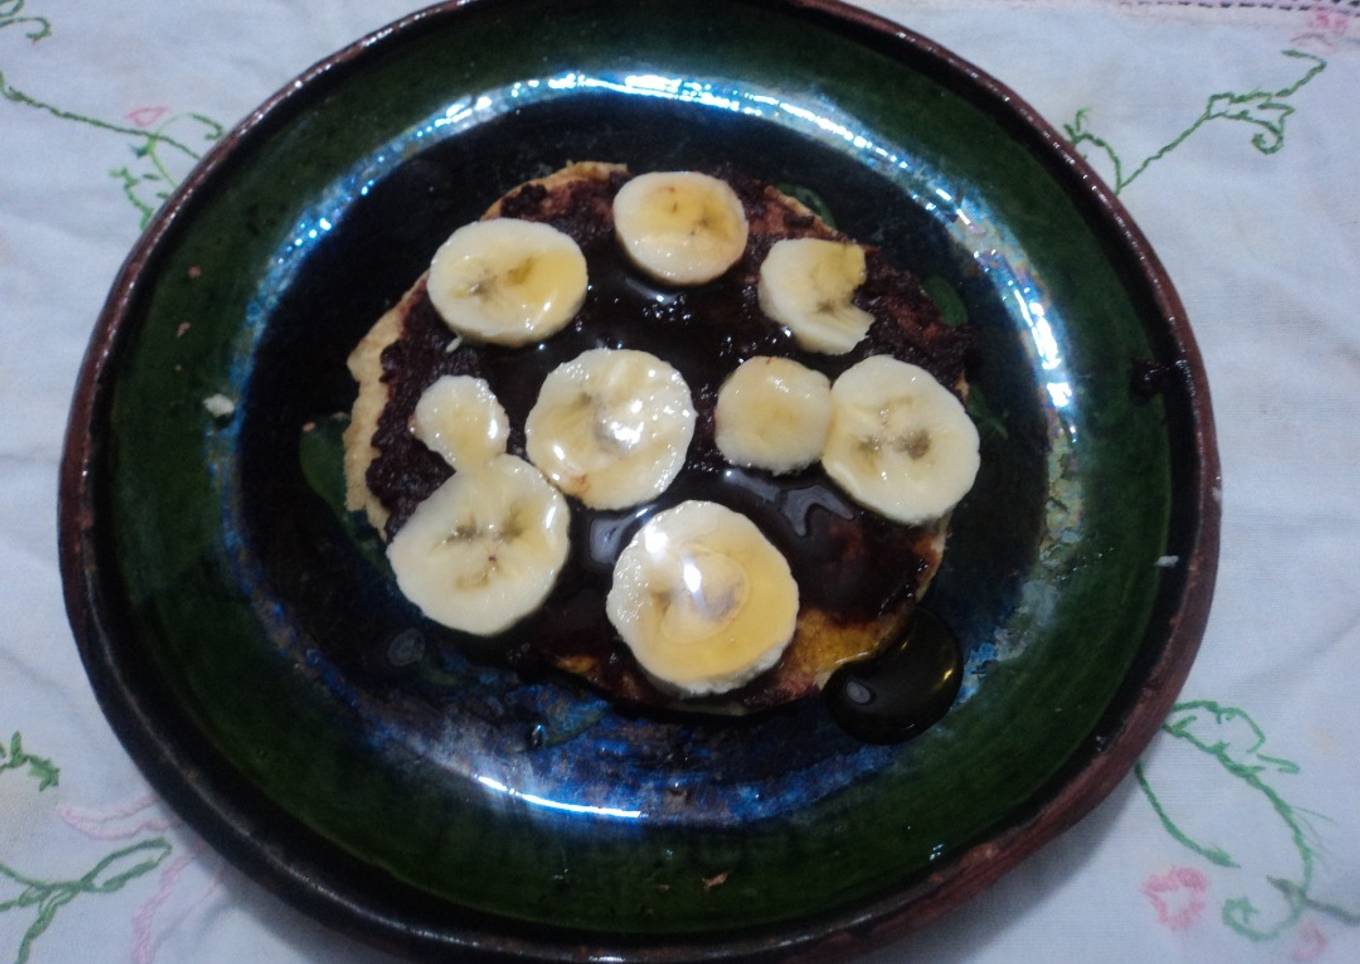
[344,162,968,713]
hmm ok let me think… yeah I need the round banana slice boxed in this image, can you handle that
[612,171,749,285]
[606,501,798,696]
[427,218,588,346]
[714,356,832,474]
[387,455,570,636]
[526,348,696,510]
[822,355,980,524]
[411,375,509,471]
[758,238,875,354]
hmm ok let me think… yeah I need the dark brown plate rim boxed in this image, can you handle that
[58,0,1221,960]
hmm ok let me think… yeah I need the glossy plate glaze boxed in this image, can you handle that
[59,1,1220,960]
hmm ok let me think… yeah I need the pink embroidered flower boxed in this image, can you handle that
[1142,866,1209,931]
[60,794,224,963]
[125,106,169,128]
[59,793,173,839]
[1306,11,1348,36]
[1292,918,1328,962]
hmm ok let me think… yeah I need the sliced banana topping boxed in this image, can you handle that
[411,375,509,471]
[758,238,875,354]
[526,348,696,510]
[427,218,588,346]
[612,172,749,285]
[387,455,570,636]
[715,356,832,474]
[606,501,798,696]
[822,355,980,525]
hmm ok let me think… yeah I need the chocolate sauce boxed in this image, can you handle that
[823,609,963,743]
[365,170,968,712]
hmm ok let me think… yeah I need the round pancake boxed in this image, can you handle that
[344,162,967,714]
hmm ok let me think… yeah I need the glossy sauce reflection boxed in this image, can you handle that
[823,609,962,743]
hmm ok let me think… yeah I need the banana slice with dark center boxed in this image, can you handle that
[822,355,980,524]
[387,455,570,636]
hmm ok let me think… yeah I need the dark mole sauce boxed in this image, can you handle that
[366,168,969,712]
[824,609,963,743]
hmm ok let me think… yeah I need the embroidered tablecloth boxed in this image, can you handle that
[3,1,1357,960]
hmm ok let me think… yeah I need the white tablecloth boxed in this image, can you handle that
[3,1,1357,960]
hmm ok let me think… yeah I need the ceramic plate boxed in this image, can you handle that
[60,1,1220,959]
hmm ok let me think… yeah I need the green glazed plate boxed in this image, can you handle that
[60,1,1220,959]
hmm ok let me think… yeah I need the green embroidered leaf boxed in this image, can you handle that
[0,732,60,791]
[25,756,58,791]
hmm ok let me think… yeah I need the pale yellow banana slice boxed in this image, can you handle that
[411,375,509,471]
[526,348,696,509]
[757,238,875,354]
[427,218,588,346]
[714,356,832,474]
[606,500,798,696]
[612,172,749,285]
[822,355,980,524]
[387,455,570,636]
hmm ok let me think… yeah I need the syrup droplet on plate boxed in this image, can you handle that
[824,609,962,744]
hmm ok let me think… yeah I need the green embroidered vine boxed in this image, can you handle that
[0,733,58,793]
[0,734,169,963]
[0,0,49,43]
[1137,700,1359,943]
[0,840,171,964]
[1270,878,1360,928]
[109,164,158,226]
[0,1,223,226]
[109,111,225,227]
[1134,762,1236,869]
[1065,49,1327,194]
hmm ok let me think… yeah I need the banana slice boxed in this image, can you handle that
[387,455,570,636]
[758,238,875,354]
[411,375,509,471]
[427,218,588,346]
[606,501,798,696]
[822,355,980,524]
[714,356,832,474]
[612,172,749,285]
[526,348,696,510]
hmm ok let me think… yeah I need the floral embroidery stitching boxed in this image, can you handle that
[0,1,223,227]
[1137,701,1359,945]
[0,732,171,964]
[1064,49,1326,193]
